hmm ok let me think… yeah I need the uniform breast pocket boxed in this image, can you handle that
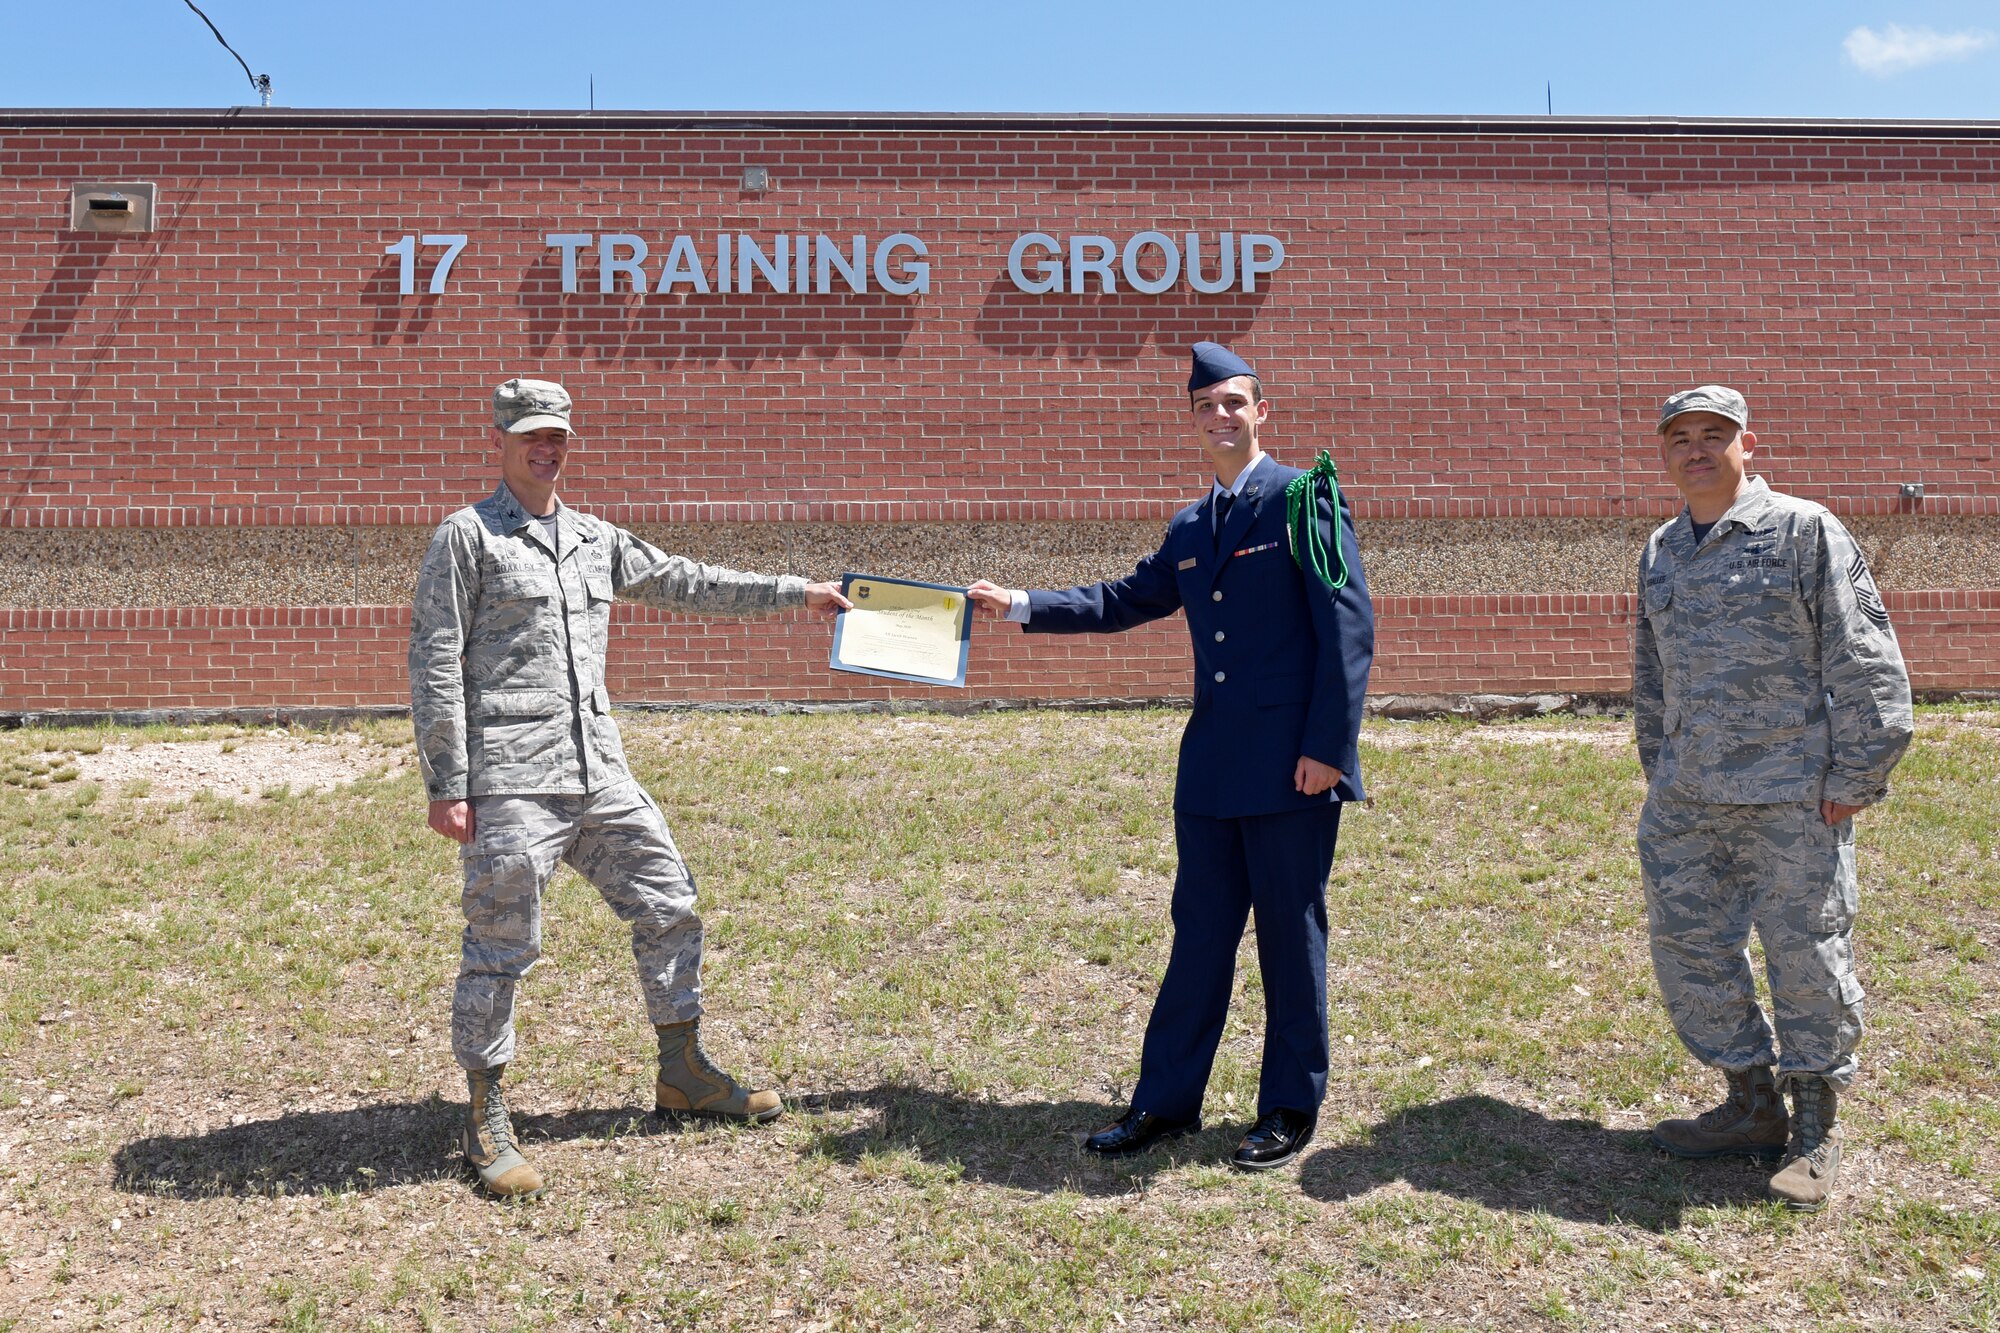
[483,571,554,632]
[489,569,552,599]
[1717,564,1793,602]
[1642,577,1673,620]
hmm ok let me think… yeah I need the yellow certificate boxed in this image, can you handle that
[829,574,972,687]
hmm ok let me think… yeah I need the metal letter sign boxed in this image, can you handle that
[1002,231,1283,294]
[381,230,1280,297]
[385,234,470,296]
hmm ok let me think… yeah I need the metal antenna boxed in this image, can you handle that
[181,0,273,105]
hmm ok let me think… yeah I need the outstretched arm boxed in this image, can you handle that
[805,582,852,614]
[966,580,1022,618]
[998,532,1185,636]
[611,527,844,617]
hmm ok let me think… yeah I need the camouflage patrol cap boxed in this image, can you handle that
[1658,385,1749,434]
[492,378,574,434]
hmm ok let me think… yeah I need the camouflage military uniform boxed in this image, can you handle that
[1634,476,1913,1090]
[411,482,807,1069]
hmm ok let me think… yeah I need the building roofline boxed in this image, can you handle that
[5,106,2000,138]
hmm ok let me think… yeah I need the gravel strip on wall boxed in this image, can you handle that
[3,516,1993,608]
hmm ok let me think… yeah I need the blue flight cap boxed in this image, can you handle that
[1188,341,1258,393]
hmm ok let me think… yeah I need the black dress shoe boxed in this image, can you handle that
[1083,1107,1200,1156]
[1231,1108,1316,1171]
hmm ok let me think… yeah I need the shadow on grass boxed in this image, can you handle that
[797,1083,1234,1196]
[110,1096,689,1199]
[1298,1094,1773,1230]
[109,1086,1165,1200]
[109,1087,1760,1218]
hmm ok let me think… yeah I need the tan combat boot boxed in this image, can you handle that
[1649,1066,1788,1161]
[654,1020,783,1123]
[462,1065,546,1200]
[1769,1075,1842,1211]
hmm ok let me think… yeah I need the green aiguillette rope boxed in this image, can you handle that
[1284,450,1351,590]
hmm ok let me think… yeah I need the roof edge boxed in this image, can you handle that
[5,106,2000,138]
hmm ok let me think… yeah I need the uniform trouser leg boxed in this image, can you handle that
[1132,805,1339,1123]
[452,784,704,1071]
[1746,804,1863,1090]
[453,794,575,1070]
[1639,797,1864,1090]
[563,781,705,1029]
[1245,803,1340,1118]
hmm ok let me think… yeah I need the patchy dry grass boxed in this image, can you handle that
[0,708,1995,1330]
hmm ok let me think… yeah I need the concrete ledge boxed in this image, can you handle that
[6,694,1619,730]
[6,693,1989,733]
[0,706,412,732]
[1367,693,1627,720]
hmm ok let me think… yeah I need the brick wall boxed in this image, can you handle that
[3,111,1996,712]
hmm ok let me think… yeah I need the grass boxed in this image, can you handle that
[0,708,1994,1329]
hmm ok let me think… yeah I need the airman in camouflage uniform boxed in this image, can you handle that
[410,378,850,1199]
[1635,386,1913,1211]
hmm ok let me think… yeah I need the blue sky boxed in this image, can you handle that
[10,1,2000,119]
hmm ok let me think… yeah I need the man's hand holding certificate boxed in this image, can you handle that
[829,574,974,687]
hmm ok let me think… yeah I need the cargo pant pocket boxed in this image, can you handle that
[1802,809,1859,933]
[462,851,542,950]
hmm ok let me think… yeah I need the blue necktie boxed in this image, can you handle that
[1213,490,1234,546]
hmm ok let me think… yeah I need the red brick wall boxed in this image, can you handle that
[3,114,1996,711]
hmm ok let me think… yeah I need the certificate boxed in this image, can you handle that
[829,574,972,687]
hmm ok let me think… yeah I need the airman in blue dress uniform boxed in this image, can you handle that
[970,342,1375,1170]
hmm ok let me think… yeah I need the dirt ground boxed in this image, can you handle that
[70,733,412,803]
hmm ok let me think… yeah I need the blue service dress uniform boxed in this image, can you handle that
[1026,456,1374,1121]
